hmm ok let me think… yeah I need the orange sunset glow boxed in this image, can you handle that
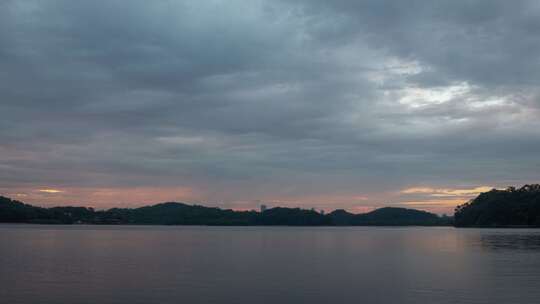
[0,184,487,214]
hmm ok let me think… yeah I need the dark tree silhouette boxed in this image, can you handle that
[455,185,540,227]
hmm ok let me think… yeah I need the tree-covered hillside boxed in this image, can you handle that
[328,207,451,226]
[454,185,540,227]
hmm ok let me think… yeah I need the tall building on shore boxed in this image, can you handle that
[260,204,267,213]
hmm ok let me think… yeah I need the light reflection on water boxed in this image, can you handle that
[476,231,540,251]
[1,225,540,304]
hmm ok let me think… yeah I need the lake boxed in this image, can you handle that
[1,225,540,304]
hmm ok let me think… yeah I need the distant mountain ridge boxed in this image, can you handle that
[4,184,540,227]
[0,196,451,226]
[329,207,446,226]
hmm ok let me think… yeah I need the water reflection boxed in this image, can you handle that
[463,229,540,251]
[2,226,540,304]
[478,231,540,251]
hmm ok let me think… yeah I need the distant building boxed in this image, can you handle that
[260,204,267,213]
[320,210,325,215]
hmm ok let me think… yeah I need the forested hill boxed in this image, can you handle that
[0,196,450,226]
[454,185,540,227]
[328,207,450,226]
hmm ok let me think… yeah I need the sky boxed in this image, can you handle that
[1,0,540,214]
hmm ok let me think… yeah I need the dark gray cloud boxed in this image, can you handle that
[1,0,540,212]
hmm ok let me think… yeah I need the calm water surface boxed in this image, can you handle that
[2,225,540,304]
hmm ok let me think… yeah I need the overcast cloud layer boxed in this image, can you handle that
[1,0,540,213]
